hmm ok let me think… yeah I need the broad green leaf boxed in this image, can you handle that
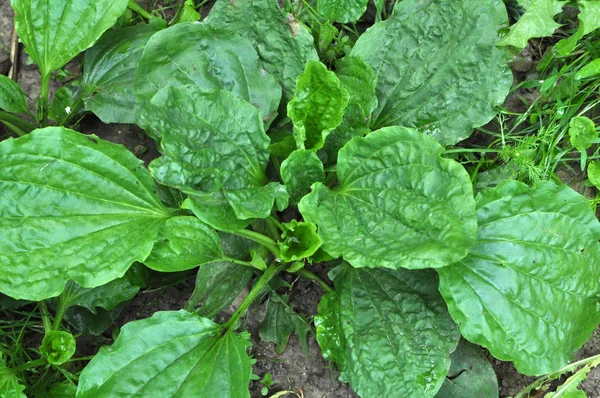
[315,265,460,397]
[48,381,77,398]
[0,353,25,398]
[351,0,512,145]
[40,331,76,365]
[77,310,252,397]
[134,23,280,126]
[498,0,566,49]
[576,58,600,80]
[588,161,600,188]
[556,1,600,56]
[437,180,600,375]
[569,116,597,151]
[299,127,477,270]
[0,127,170,301]
[436,339,499,398]
[144,217,223,272]
[278,220,322,262]
[11,0,129,77]
[317,0,368,23]
[288,60,349,150]
[194,261,255,318]
[205,0,319,105]
[50,86,75,123]
[322,103,369,164]
[82,22,162,124]
[0,74,29,114]
[142,87,287,230]
[64,302,127,336]
[280,149,325,205]
[259,293,295,354]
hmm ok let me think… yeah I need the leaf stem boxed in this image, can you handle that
[52,296,69,331]
[12,358,47,373]
[223,256,265,271]
[0,111,35,134]
[296,268,333,292]
[231,229,280,257]
[1,121,27,137]
[224,263,284,332]
[128,0,154,20]
[38,302,52,332]
[39,73,51,127]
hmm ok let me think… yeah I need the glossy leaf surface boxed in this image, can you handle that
[77,310,252,397]
[280,149,325,205]
[317,0,368,23]
[351,0,511,145]
[135,23,280,125]
[82,22,162,123]
[40,331,76,365]
[142,87,287,230]
[556,1,600,55]
[299,127,477,270]
[278,220,322,262]
[144,216,223,272]
[0,127,169,300]
[288,60,349,150]
[498,0,566,48]
[11,0,129,76]
[205,0,318,104]
[0,74,29,114]
[437,181,600,375]
[315,265,460,397]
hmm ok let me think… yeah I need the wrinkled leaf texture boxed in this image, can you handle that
[317,0,368,23]
[280,149,325,205]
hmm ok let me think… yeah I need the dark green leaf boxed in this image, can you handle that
[11,0,129,77]
[50,86,75,123]
[280,149,325,205]
[0,353,26,398]
[143,87,287,230]
[205,0,318,105]
[436,339,499,398]
[437,180,600,375]
[0,74,29,114]
[299,127,477,270]
[134,23,280,126]
[315,265,460,397]
[62,277,140,314]
[40,331,76,365]
[48,381,77,398]
[351,0,511,145]
[288,60,349,150]
[317,0,368,23]
[144,216,223,272]
[77,310,252,397]
[259,294,295,355]
[0,127,170,301]
[278,220,322,262]
[82,22,162,123]
[63,302,126,336]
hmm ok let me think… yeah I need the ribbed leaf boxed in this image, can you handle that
[438,180,600,375]
[0,127,170,301]
[315,265,460,397]
[77,310,252,397]
[0,74,29,114]
[299,127,477,270]
[11,0,129,76]
[351,0,511,145]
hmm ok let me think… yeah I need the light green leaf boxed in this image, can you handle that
[437,180,600,375]
[299,127,477,270]
[0,353,26,398]
[556,1,600,56]
[77,310,252,397]
[0,127,170,301]
[134,23,280,126]
[48,381,77,398]
[317,0,368,23]
[288,60,349,150]
[576,58,600,80]
[351,0,511,145]
[547,360,598,398]
[436,339,499,398]
[11,0,129,77]
[177,0,200,23]
[569,116,597,151]
[278,220,322,262]
[144,216,223,272]
[498,0,566,49]
[0,74,29,114]
[205,0,318,105]
[82,22,162,124]
[322,103,370,164]
[588,161,600,188]
[40,330,76,365]
[315,265,460,397]
[142,87,286,230]
[280,149,325,205]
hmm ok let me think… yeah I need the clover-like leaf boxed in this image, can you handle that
[82,22,163,124]
[437,180,600,375]
[205,0,318,105]
[11,0,129,77]
[40,331,76,365]
[351,0,511,145]
[135,23,280,127]
[315,264,460,397]
[288,60,349,150]
[0,127,170,301]
[299,127,477,270]
[0,74,29,114]
[280,149,325,205]
[77,310,252,397]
